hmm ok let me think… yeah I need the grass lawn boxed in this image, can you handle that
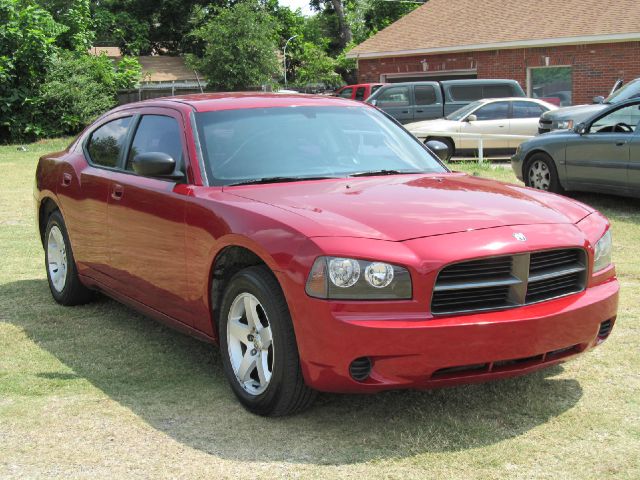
[1,138,639,479]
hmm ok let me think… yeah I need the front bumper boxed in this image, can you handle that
[294,278,618,393]
[511,150,525,180]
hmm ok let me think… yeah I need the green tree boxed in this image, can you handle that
[295,42,341,88]
[187,1,280,90]
[347,0,421,44]
[92,0,224,55]
[37,0,94,50]
[0,0,64,141]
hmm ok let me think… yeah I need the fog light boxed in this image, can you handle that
[349,357,372,381]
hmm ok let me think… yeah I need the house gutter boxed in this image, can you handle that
[346,32,640,59]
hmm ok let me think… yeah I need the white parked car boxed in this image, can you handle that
[406,98,557,160]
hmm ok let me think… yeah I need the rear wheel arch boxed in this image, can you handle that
[39,197,60,247]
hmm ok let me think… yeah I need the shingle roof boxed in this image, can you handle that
[89,47,198,82]
[348,0,640,58]
[137,56,198,82]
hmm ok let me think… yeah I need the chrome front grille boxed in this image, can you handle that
[431,249,587,315]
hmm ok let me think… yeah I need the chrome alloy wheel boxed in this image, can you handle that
[226,293,274,395]
[47,225,67,293]
[528,160,551,190]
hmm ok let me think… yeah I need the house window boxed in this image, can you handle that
[529,67,572,106]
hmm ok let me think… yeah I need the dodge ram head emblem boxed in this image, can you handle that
[513,233,527,242]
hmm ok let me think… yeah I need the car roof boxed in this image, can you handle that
[339,83,384,88]
[440,79,519,85]
[377,79,520,87]
[111,92,367,113]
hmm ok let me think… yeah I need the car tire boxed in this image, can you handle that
[218,265,316,416]
[524,153,564,194]
[44,210,93,306]
[425,137,454,161]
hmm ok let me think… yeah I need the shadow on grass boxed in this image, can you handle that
[565,191,640,214]
[2,278,584,465]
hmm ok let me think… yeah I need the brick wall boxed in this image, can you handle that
[356,41,640,105]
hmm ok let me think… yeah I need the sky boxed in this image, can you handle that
[278,0,314,16]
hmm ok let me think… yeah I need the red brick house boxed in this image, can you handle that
[347,0,640,105]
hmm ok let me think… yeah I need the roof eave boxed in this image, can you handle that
[346,32,640,59]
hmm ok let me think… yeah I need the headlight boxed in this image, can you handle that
[556,120,574,130]
[593,230,613,273]
[305,256,412,299]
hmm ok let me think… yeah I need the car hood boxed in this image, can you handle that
[225,174,592,241]
[542,103,607,121]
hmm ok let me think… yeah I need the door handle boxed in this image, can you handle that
[416,109,424,113]
[401,110,409,114]
[111,184,124,201]
[61,173,72,187]
[616,141,627,146]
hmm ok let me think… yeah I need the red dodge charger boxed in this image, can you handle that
[35,93,619,416]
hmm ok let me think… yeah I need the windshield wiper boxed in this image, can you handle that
[349,169,420,177]
[228,176,338,186]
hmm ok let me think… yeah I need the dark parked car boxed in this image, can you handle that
[539,78,640,133]
[366,79,526,123]
[512,98,640,198]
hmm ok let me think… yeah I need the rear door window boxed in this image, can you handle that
[127,115,183,172]
[512,101,546,118]
[474,102,510,120]
[375,86,410,106]
[86,117,132,168]
[355,87,366,101]
[415,85,437,105]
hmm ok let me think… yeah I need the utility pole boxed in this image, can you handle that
[283,34,299,88]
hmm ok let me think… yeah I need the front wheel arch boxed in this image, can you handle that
[523,151,565,193]
[209,245,279,340]
[425,136,455,160]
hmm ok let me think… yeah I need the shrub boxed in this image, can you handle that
[0,0,64,141]
[36,51,141,137]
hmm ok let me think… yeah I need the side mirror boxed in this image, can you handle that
[370,99,378,106]
[574,123,588,135]
[466,114,477,122]
[132,152,180,178]
[425,140,449,162]
[592,96,605,104]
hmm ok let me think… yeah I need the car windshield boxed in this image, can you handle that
[195,106,447,186]
[605,79,640,104]
[446,101,482,121]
